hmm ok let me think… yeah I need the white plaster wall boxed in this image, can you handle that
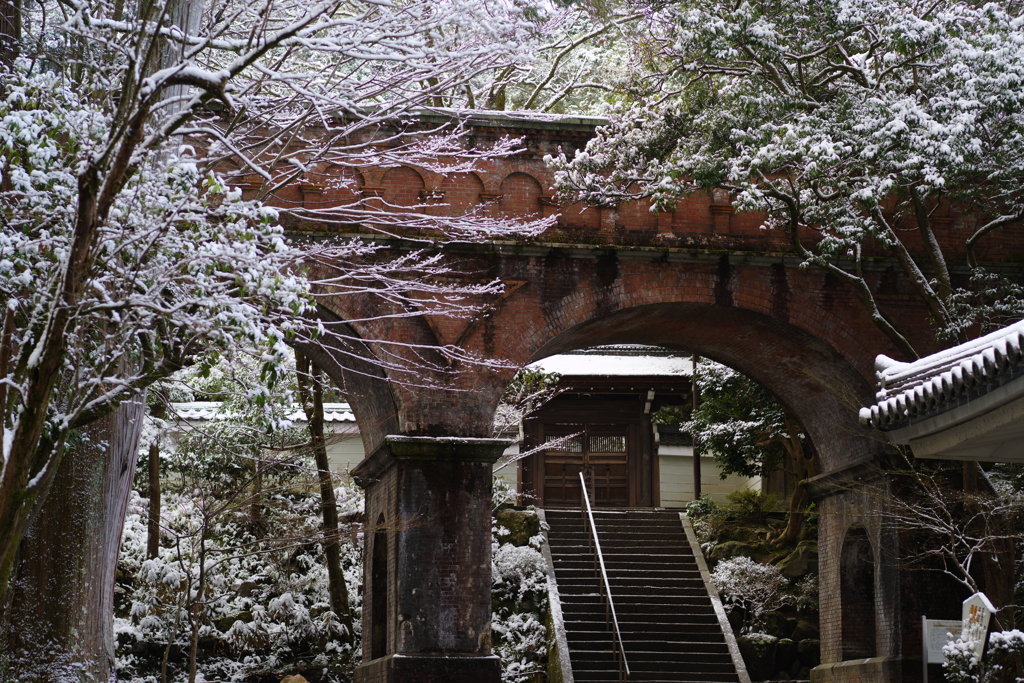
[658,445,760,507]
[326,427,365,476]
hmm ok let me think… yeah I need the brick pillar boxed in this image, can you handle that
[351,436,510,683]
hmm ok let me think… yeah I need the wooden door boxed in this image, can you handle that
[541,424,629,507]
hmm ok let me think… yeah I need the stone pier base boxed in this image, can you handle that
[352,436,510,683]
[355,654,502,683]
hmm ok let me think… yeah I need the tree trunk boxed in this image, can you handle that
[2,393,146,682]
[147,401,166,559]
[773,415,815,548]
[0,0,20,68]
[296,351,354,642]
[187,528,208,683]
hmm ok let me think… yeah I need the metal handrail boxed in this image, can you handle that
[579,471,630,682]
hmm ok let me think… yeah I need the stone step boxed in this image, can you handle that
[544,507,741,683]
[562,607,720,624]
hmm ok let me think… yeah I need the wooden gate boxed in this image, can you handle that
[542,423,629,507]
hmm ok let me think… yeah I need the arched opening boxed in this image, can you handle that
[519,302,879,478]
[841,526,876,659]
[371,515,389,660]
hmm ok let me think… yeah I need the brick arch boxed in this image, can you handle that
[381,166,426,208]
[498,172,543,216]
[470,253,894,474]
[439,171,484,214]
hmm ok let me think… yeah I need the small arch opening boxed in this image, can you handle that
[841,526,876,659]
[371,514,389,660]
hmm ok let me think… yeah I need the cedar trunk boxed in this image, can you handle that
[2,394,146,681]
[147,401,167,559]
[296,352,354,641]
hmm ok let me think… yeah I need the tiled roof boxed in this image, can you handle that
[860,320,1024,430]
[172,401,357,423]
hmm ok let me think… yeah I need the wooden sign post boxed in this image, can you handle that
[961,592,996,662]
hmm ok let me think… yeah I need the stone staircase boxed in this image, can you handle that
[543,509,746,683]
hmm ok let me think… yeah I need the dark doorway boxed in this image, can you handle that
[371,519,388,660]
[841,526,876,660]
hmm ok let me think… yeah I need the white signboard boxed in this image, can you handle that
[923,618,963,664]
[962,592,996,661]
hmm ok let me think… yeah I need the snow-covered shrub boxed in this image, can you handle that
[491,503,550,683]
[115,481,364,682]
[792,574,819,617]
[686,493,728,551]
[686,493,719,519]
[711,557,788,634]
[945,630,1024,683]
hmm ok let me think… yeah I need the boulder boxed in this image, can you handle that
[759,610,792,639]
[776,638,798,675]
[775,541,818,579]
[495,508,541,547]
[791,620,820,641]
[215,610,254,633]
[797,639,820,669]
[235,580,258,597]
[281,676,308,683]
[709,541,757,566]
[737,633,779,681]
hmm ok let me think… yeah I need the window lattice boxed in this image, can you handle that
[589,435,626,453]
[545,435,584,453]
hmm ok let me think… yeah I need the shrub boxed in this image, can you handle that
[711,557,787,634]
[726,489,778,524]
[945,630,1024,683]
[686,493,720,519]
[491,506,549,683]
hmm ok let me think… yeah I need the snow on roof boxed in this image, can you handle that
[528,346,693,377]
[860,320,1024,430]
[172,401,357,423]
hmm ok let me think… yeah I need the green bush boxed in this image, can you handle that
[726,489,778,524]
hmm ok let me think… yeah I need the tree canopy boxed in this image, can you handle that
[551,0,1024,355]
[0,0,570,671]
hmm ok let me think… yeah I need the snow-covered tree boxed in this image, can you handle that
[549,0,1024,356]
[685,359,812,546]
[467,7,640,114]
[0,0,559,674]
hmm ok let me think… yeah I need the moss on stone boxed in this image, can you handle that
[495,508,541,547]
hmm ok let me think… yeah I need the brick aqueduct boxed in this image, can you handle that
[245,111,1020,683]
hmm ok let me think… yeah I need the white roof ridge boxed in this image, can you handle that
[170,401,356,422]
[861,320,1024,429]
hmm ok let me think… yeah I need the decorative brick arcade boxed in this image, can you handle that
[276,111,1024,683]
